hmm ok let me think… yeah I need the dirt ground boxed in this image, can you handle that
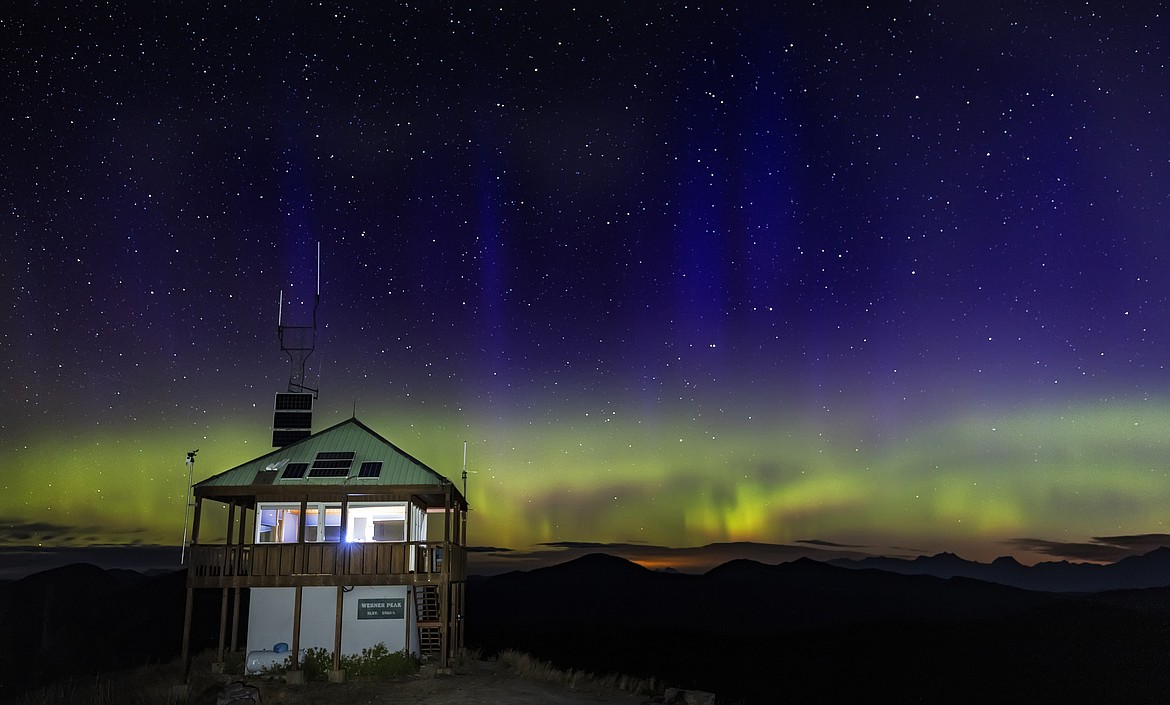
[215,659,654,705]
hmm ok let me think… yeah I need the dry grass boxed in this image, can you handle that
[10,648,660,705]
[10,652,214,705]
[498,649,660,697]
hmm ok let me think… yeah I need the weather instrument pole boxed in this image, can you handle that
[460,441,469,548]
[180,449,198,564]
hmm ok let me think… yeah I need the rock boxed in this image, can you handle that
[663,687,716,705]
[216,681,261,705]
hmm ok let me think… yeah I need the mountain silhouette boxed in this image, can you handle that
[10,550,1170,704]
[829,545,1170,592]
[467,550,1170,704]
[0,565,222,699]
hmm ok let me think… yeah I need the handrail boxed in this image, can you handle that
[188,541,464,584]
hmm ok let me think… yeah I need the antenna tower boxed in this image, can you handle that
[278,242,321,397]
[272,243,320,447]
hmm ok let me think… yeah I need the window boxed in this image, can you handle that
[346,502,407,542]
[255,501,407,543]
[256,504,303,543]
[255,502,342,543]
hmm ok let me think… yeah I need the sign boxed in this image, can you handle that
[357,597,405,620]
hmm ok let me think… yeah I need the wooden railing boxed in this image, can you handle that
[187,541,465,588]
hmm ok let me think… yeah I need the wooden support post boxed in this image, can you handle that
[226,502,236,545]
[230,587,242,653]
[333,586,344,672]
[443,489,451,545]
[224,502,236,577]
[291,585,303,671]
[191,497,203,552]
[404,587,412,653]
[441,488,452,669]
[439,579,451,669]
[461,501,468,550]
[180,586,195,680]
[456,581,466,655]
[235,502,248,572]
[297,497,309,573]
[217,587,229,663]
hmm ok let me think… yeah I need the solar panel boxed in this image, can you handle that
[282,462,309,479]
[316,451,355,460]
[308,451,355,478]
[272,429,311,446]
[272,394,314,447]
[275,393,314,410]
[273,411,313,429]
[358,461,382,478]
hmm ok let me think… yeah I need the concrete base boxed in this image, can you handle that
[285,670,305,685]
[170,685,190,702]
[328,669,346,683]
[436,667,456,676]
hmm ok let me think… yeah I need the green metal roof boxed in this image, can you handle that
[195,417,453,489]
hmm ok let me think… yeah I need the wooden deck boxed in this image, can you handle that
[187,541,465,588]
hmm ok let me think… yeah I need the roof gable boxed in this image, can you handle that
[194,418,452,489]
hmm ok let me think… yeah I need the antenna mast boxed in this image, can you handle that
[180,449,198,564]
[277,242,321,397]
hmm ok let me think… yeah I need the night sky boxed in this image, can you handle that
[5,2,1170,577]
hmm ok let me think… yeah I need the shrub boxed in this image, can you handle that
[340,643,418,680]
[300,647,333,682]
[263,643,418,682]
[222,649,246,676]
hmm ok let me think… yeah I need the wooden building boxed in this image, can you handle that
[179,417,468,678]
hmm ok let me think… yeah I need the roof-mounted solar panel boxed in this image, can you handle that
[308,451,355,478]
[281,462,309,479]
[358,461,382,478]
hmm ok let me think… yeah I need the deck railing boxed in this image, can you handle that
[187,541,465,588]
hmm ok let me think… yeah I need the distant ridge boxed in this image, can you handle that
[0,564,221,698]
[10,553,1170,704]
[467,549,1170,704]
[828,545,1170,592]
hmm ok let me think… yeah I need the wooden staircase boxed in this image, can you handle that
[414,585,442,658]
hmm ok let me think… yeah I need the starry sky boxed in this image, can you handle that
[5,2,1170,578]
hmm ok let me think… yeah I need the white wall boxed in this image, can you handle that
[247,585,415,657]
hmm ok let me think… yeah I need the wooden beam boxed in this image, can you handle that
[226,501,236,546]
[230,587,242,653]
[291,585,303,671]
[217,587,229,662]
[191,497,203,544]
[333,586,344,672]
[297,497,308,573]
[404,587,412,654]
[439,579,450,669]
[443,488,451,547]
[180,586,194,680]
